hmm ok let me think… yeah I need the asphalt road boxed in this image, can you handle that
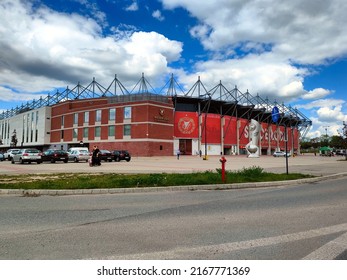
[0,177,346,260]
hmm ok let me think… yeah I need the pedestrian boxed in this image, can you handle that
[176,148,180,160]
[92,145,101,166]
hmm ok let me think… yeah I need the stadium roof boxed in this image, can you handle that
[0,73,312,137]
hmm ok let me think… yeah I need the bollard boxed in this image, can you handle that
[219,156,227,183]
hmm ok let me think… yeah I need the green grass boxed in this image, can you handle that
[0,166,313,190]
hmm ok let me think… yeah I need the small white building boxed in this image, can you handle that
[0,106,51,149]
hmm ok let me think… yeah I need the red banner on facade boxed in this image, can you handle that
[174,112,199,138]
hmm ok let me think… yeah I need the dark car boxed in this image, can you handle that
[41,149,68,163]
[111,150,131,162]
[0,152,4,161]
[98,150,113,162]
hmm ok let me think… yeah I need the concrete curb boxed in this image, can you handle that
[1,172,347,197]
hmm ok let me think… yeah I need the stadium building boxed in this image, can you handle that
[0,74,312,156]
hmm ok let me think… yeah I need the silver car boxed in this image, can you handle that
[68,149,90,162]
[11,149,42,164]
[273,151,290,157]
[4,148,21,160]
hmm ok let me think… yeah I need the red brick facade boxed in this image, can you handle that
[50,96,174,156]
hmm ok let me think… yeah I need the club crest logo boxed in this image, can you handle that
[178,117,195,134]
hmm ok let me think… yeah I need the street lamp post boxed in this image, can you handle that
[323,126,330,147]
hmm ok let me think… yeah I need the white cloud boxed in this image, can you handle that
[316,106,347,123]
[298,99,347,137]
[161,0,347,65]
[0,0,182,102]
[296,99,345,110]
[0,86,40,102]
[125,1,139,12]
[301,88,333,100]
[152,10,165,21]
[174,52,308,102]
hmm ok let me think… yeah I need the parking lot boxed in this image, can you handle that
[0,153,346,177]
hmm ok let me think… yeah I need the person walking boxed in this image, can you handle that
[176,148,180,160]
[92,145,101,166]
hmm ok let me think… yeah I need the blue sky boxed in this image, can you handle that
[1,0,347,139]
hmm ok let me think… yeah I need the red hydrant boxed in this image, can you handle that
[219,156,227,183]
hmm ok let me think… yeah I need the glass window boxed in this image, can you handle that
[73,128,78,139]
[61,130,64,139]
[84,112,89,123]
[35,111,38,142]
[83,127,88,138]
[95,126,101,137]
[109,108,116,121]
[124,106,131,119]
[108,125,115,137]
[123,124,131,136]
[61,116,64,126]
[73,113,78,124]
[96,110,101,122]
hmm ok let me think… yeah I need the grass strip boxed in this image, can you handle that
[0,166,313,190]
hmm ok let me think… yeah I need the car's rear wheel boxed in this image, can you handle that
[11,159,15,164]
[115,157,120,162]
[74,157,78,163]
[19,158,24,164]
[37,161,41,164]
[64,159,68,163]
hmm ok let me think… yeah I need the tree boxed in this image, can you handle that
[330,135,344,149]
[11,129,18,147]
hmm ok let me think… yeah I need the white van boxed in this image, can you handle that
[67,147,90,162]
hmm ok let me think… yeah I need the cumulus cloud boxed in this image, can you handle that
[174,52,308,102]
[301,88,333,100]
[296,99,345,110]
[125,1,139,12]
[152,10,165,21]
[0,0,182,101]
[161,0,347,64]
[0,86,40,102]
[298,99,347,137]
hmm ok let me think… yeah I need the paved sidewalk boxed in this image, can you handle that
[0,154,346,176]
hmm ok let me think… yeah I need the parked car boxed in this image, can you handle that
[11,149,42,164]
[98,150,113,162]
[68,149,90,162]
[0,152,4,161]
[67,147,89,154]
[4,148,21,160]
[41,149,68,163]
[336,150,346,156]
[111,150,131,162]
[273,151,290,157]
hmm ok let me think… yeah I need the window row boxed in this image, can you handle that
[61,125,131,139]
[69,107,132,125]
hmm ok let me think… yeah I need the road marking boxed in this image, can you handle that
[302,231,347,260]
[103,223,347,260]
